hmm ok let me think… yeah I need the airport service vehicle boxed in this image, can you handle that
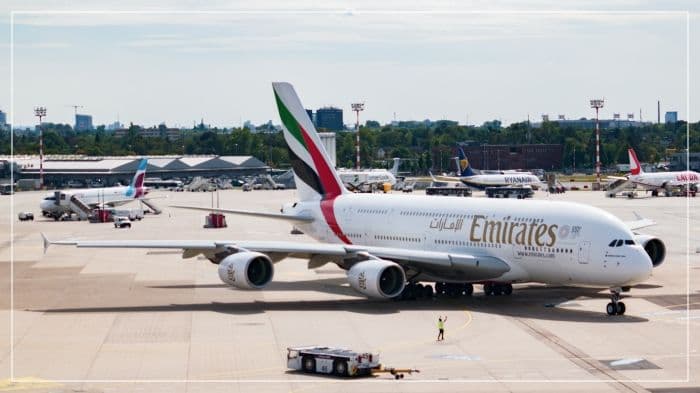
[44,82,665,316]
[287,346,379,377]
[143,178,184,190]
[0,183,13,195]
[433,147,542,190]
[425,186,472,197]
[113,216,131,229]
[485,185,534,199]
[18,212,34,221]
[607,148,700,197]
[40,159,160,220]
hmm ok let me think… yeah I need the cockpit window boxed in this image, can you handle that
[608,240,617,247]
[615,239,623,247]
[624,239,635,245]
[44,196,55,201]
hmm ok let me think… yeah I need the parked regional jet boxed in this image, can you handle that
[337,157,401,189]
[433,147,542,189]
[608,148,699,196]
[44,83,666,316]
[40,158,153,220]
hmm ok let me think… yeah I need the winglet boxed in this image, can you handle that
[626,211,656,231]
[41,233,50,254]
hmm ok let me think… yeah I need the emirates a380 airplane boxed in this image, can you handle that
[44,83,666,316]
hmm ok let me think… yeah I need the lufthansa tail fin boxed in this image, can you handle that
[272,82,348,201]
[628,148,643,175]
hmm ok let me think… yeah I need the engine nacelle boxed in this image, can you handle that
[634,235,666,267]
[217,252,274,289]
[347,259,406,299]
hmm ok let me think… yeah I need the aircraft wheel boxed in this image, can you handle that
[302,356,315,373]
[504,284,513,295]
[423,284,434,298]
[616,302,626,315]
[435,282,446,295]
[462,283,474,296]
[606,302,618,316]
[483,283,493,296]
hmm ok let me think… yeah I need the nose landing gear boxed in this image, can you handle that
[606,288,626,316]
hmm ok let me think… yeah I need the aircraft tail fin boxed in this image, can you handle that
[127,158,148,198]
[457,146,475,177]
[272,82,348,202]
[389,158,401,175]
[628,148,643,175]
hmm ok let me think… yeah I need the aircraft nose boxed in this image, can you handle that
[628,247,653,284]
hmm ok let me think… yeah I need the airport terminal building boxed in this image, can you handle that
[458,143,563,171]
[1,155,269,187]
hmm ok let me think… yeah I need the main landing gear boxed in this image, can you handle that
[606,288,626,316]
[435,282,473,298]
[483,283,513,296]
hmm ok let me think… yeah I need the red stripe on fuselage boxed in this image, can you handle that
[298,124,351,244]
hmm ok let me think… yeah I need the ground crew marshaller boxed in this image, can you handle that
[436,316,447,341]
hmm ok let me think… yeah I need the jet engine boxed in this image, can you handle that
[217,252,274,289]
[634,235,666,267]
[347,259,406,299]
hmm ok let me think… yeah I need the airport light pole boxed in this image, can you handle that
[34,107,47,189]
[589,99,604,189]
[351,102,365,170]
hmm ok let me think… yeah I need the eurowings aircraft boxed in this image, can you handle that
[39,158,153,219]
[432,147,542,190]
[608,148,699,196]
[44,83,665,316]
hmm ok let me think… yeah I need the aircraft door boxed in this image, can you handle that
[577,241,590,264]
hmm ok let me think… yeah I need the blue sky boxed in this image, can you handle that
[1,1,698,128]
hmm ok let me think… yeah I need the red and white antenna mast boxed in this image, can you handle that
[351,102,365,170]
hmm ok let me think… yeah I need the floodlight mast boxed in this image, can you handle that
[351,102,365,170]
[34,107,47,189]
[589,99,604,188]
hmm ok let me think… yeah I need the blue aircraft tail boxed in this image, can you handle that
[457,147,475,177]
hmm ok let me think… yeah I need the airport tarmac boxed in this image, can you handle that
[0,188,698,393]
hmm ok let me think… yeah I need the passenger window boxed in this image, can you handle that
[616,239,623,247]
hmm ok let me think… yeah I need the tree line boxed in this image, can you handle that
[1,120,696,174]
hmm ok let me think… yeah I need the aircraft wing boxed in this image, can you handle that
[624,212,656,231]
[43,236,511,280]
[170,205,314,223]
[606,175,629,181]
[429,172,462,182]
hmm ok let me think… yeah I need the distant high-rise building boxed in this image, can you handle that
[75,114,93,131]
[315,106,343,131]
[664,111,678,123]
[0,110,6,129]
[305,109,314,124]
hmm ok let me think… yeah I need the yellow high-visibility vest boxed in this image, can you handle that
[438,320,444,329]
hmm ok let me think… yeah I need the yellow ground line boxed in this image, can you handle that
[0,378,62,392]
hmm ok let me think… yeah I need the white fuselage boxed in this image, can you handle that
[338,170,397,186]
[629,171,700,190]
[286,193,652,288]
[461,174,542,190]
[40,186,139,214]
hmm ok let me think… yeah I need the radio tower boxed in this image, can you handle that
[351,102,365,170]
[589,99,604,189]
[34,107,47,189]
